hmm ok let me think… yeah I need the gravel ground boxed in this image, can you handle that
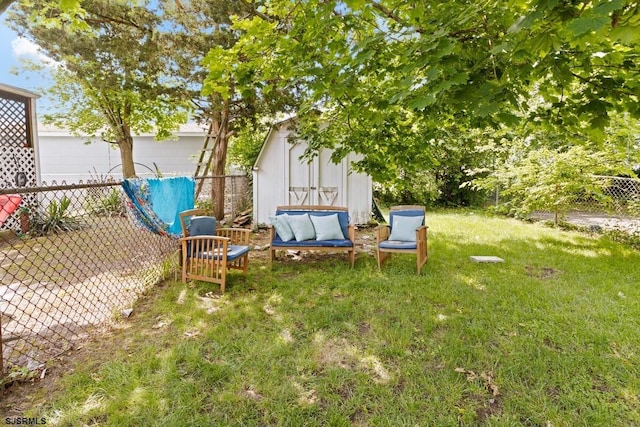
[529,210,640,234]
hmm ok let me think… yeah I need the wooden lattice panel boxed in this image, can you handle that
[0,95,29,148]
[0,146,37,231]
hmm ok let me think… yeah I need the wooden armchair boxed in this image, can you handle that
[376,205,428,274]
[179,209,250,293]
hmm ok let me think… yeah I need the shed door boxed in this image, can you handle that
[288,142,311,205]
[287,144,343,206]
[316,149,341,206]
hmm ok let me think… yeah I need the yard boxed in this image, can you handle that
[3,210,640,426]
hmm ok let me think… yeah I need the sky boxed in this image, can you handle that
[1,16,55,113]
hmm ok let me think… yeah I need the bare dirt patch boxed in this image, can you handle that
[525,266,561,280]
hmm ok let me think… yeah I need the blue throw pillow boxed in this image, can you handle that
[189,216,216,236]
[270,214,295,242]
[310,214,345,240]
[287,213,316,241]
[388,215,424,242]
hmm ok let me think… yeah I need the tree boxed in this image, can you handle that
[205,0,640,202]
[473,142,631,221]
[161,0,301,218]
[7,0,191,178]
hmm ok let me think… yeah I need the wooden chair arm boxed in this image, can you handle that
[376,224,390,244]
[181,235,230,245]
[348,224,355,241]
[217,227,251,245]
[416,225,428,242]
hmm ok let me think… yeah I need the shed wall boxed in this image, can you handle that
[253,122,372,226]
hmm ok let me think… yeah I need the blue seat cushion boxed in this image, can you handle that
[192,245,250,261]
[271,238,353,248]
[226,245,250,261]
[379,240,417,250]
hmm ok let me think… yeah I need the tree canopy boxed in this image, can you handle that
[206,0,640,201]
[7,0,192,178]
[6,0,639,210]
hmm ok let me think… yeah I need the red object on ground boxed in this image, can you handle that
[0,195,23,225]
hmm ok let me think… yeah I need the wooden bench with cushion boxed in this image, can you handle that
[269,205,355,267]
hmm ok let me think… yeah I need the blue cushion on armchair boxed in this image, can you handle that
[189,216,216,236]
[388,215,424,242]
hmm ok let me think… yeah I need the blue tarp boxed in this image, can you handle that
[122,176,195,238]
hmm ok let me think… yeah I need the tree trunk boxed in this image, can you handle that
[0,0,17,15]
[210,111,229,220]
[118,134,136,179]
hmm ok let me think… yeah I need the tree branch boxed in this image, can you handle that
[238,0,277,22]
[368,0,425,34]
[85,11,150,32]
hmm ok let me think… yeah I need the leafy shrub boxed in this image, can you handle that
[476,145,626,221]
[85,188,125,217]
[604,228,640,251]
[29,196,84,236]
[374,171,440,207]
[195,197,214,213]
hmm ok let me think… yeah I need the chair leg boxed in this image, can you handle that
[181,247,188,282]
[377,250,390,269]
[417,249,428,274]
[349,248,355,267]
[242,254,249,274]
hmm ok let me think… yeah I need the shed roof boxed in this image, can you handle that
[252,116,297,170]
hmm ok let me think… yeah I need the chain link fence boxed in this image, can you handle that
[0,174,249,381]
[525,175,640,232]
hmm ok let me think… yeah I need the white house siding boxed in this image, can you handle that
[252,119,372,226]
[37,123,208,183]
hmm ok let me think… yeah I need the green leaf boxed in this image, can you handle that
[611,26,639,43]
[344,0,365,10]
[490,42,511,54]
[58,0,81,11]
[353,49,375,65]
[566,15,610,37]
[592,0,624,15]
[408,94,436,110]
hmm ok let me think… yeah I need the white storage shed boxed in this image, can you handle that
[252,118,372,226]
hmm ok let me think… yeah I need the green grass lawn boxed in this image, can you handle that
[15,210,640,426]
